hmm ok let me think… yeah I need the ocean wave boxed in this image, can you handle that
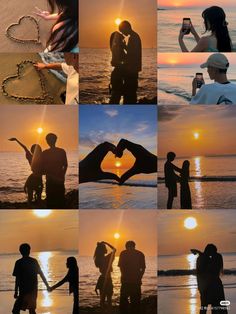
[158,176,236,183]
[0,186,23,192]
[94,180,157,188]
[158,269,236,276]
[158,86,191,101]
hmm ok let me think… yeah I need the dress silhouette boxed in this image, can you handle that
[180,160,192,209]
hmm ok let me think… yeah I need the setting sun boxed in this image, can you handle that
[37,127,43,134]
[115,18,122,26]
[33,210,52,218]
[193,132,200,140]
[115,161,122,168]
[184,217,198,230]
[114,232,120,239]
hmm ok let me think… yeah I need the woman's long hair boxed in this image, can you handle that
[182,160,190,179]
[47,0,78,52]
[94,242,107,269]
[202,6,232,52]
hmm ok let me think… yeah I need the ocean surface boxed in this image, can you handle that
[0,250,78,314]
[79,48,157,104]
[79,170,157,209]
[158,65,236,105]
[79,256,157,307]
[158,155,236,209]
[158,253,236,314]
[158,8,236,52]
[0,151,78,203]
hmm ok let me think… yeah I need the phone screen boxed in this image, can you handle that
[182,18,191,31]
[196,73,203,88]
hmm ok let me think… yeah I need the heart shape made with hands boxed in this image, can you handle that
[2,60,54,104]
[6,15,41,45]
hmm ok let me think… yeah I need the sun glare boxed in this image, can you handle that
[114,232,120,239]
[115,18,122,26]
[33,210,52,218]
[37,127,43,134]
[193,132,200,140]
[184,217,198,230]
[115,161,122,168]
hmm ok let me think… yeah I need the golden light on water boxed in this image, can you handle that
[33,210,52,218]
[38,252,53,308]
[114,232,121,239]
[115,18,122,26]
[37,127,43,134]
[184,217,198,230]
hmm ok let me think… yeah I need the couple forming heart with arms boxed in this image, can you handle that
[79,139,157,184]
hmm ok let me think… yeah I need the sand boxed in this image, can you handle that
[1,0,54,52]
[0,53,65,104]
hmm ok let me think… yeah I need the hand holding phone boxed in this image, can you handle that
[182,18,191,35]
[196,73,204,89]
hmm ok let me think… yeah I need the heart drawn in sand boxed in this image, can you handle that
[2,60,54,104]
[6,15,41,44]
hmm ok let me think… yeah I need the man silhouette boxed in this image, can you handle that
[12,243,49,314]
[164,152,181,209]
[42,133,68,208]
[118,241,146,314]
[119,21,142,104]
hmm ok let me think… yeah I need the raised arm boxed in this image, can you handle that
[102,241,116,252]
[8,138,30,155]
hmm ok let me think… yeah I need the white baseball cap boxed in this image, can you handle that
[200,53,229,70]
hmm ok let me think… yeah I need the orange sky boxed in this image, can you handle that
[79,210,157,256]
[0,210,78,254]
[80,0,156,48]
[158,211,236,255]
[158,0,235,8]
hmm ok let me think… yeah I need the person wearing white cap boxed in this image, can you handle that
[190,53,236,104]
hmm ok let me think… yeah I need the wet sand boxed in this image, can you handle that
[1,0,54,52]
[0,53,64,104]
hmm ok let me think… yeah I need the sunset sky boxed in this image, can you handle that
[0,210,78,254]
[158,106,236,157]
[158,53,236,67]
[0,106,78,152]
[158,0,235,9]
[79,210,157,256]
[80,0,157,48]
[79,106,157,170]
[158,211,236,255]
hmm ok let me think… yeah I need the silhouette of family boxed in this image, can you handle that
[109,21,142,104]
[12,243,78,314]
[9,133,68,208]
[191,244,228,314]
[94,240,146,314]
[164,152,192,209]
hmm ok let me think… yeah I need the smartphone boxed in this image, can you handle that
[196,73,204,89]
[182,18,191,34]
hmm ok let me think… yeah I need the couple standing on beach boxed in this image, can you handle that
[9,133,67,208]
[109,21,142,104]
[164,152,192,209]
[12,243,78,314]
[94,240,145,314]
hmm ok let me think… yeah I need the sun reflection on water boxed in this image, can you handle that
[38,252,53,308]
[187,254,198,314]
[194,157,204,208]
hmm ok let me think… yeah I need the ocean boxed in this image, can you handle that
[0,151,78,203]
[0,250,78,314]
[158,8,236,52]
[158,65,236,105]
[158,155,236,209]
[79,170,157,209]
[79,48,157,104]
[79,256,157,307]
[158,253,236,314]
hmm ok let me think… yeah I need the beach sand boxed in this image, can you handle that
[0,290,75,314]
[1,0,54,52]
[0,53,65,105]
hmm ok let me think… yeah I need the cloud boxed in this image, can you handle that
[158,105,183,122]
[136,122,149,132]
[104,109,119,118]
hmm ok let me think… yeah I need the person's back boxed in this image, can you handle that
[42,147,67,182]
[126,31,142,73]
[164,161,176,187]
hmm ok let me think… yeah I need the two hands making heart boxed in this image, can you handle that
[79,139,157,184]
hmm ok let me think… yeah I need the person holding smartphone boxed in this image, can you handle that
[179,6,232,52]
[190,54,236,105]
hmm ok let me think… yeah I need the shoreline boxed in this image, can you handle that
[0,189,78,209]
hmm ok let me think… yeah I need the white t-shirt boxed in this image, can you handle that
[61,63,79,105]
[190,82,236,105]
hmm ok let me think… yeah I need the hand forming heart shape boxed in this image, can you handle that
[2,60,54,104]
[79,139,157,184]
[6,15,41,45]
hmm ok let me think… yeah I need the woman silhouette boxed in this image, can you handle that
[94,241,116,309]
[49,257,79,314]
[180,160,192,209]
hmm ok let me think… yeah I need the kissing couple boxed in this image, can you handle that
[79,139,157,184]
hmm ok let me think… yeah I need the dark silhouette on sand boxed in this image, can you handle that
[8,138,43,204]
[49,257,79,314]
[12,243,50,314]
[42,133,68,208]
[191,244,228,314]
[109,21,142,104]
[118,241,146,314]
[94,241,116,309]
[180,160,192,209]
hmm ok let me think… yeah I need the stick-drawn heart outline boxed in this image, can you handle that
[6,15,41,44]
[2,60,54,104]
